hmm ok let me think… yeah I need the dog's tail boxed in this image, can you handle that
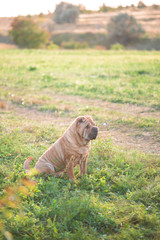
[24,157,33,170]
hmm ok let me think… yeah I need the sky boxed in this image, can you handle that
[0,0,159,17]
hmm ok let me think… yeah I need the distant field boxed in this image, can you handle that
[0,49,160,239]
[0,49,160,108]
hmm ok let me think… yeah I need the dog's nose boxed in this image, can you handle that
[92,127,98,138]
[92,127,98,134]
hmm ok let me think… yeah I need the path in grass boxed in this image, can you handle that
[2,93,160,155]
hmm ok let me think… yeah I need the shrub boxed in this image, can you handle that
[51,32,108,47]
[151,4,159,9]
[137,1,146,8]
[128,35,160,50]
[117,5,124,10]
[99,4,109,12]
[9,17,49,48]
[107,13,145,45]
[110,43,125,50]
[47,42,59,50]
[61,41,89,49]
[53,2,79,24]
[99,4,116,12]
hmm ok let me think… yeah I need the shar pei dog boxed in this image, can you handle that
[24,116,98,181]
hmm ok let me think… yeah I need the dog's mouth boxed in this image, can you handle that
[90,133,98,140]
[91,134,98,140]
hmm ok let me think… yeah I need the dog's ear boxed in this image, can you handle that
[85,116,93,122]
[77,116,86,124]
[85,116,95,125]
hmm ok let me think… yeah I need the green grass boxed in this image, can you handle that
[0,49,160,239]
[0,49,160,108]
[0,115,160,239]
[0,49,160,137]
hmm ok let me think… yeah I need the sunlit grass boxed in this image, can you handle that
[0,49,160,239]
[0,49,160,108]
[0,113,160,239]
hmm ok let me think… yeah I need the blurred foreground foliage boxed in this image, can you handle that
[0,174,37,240]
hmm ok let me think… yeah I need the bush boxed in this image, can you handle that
[53,2,79,24]
[51,32,108,47]
[110,43,125,50]
[99,4,116,12]
[47,42,59,50]
[128,35,160,50]
[107,13,145,46]
[9,17,49,48]
[151,4,160,9]
[61,41,89,49]
[99,4,110,12]
[137,1,146,8]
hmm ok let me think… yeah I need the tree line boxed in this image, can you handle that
[9,1,159,49]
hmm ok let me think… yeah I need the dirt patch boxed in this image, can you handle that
[99,128,160,155]
[0,43,17,49]
[47,93,160,119]
[10,104,73,127]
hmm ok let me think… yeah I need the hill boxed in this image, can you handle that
[0,6,160,49]
[52,8,160,36]
[0,7,160,36]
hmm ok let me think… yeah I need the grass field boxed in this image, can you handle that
[0,49,160,239]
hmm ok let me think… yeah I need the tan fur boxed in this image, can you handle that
[24,116,98,181]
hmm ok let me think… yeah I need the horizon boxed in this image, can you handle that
[0,0,160,17]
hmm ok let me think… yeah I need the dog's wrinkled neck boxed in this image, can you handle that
[76,132,91,146]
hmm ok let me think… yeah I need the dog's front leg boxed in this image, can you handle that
[80,156,88,176]
[66,161,75,181]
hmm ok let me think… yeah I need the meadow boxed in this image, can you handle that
[0,49,160,239]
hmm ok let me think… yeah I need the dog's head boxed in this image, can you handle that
[76,116,98,141]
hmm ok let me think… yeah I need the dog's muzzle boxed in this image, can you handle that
[89,127,98,140]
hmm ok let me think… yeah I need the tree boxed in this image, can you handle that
[137,1,146,8]
[9,17,49,48]
[53,2,79,24]
[78,4,86,13]
[99,4,109,12]
[107,13,144,45]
